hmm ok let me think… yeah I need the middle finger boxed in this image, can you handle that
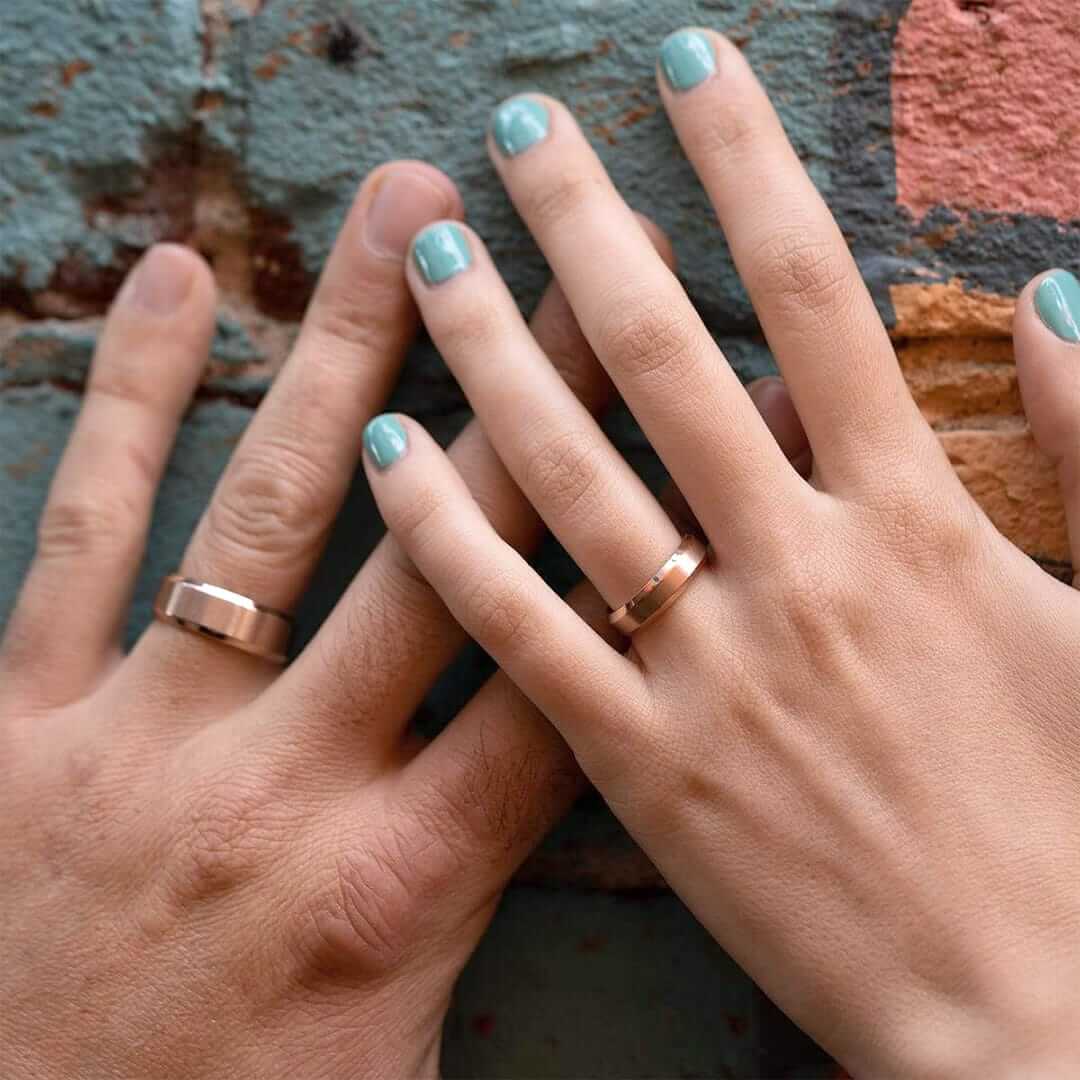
[487,95,806,549]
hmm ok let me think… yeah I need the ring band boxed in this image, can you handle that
[153,575,292,664]
[609,535,708,636]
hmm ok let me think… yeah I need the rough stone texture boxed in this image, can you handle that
[893,0,1079,222]
[2,0,1078,1073]
[0,1,203,305]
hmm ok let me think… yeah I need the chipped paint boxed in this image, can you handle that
[0,1,203,295]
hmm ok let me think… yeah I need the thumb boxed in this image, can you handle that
[1014,269,1080,583]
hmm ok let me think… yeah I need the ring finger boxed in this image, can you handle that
[131,162,460,688]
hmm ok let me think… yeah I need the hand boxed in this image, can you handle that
[0,159,809,1077]
[360,32,1080,1078]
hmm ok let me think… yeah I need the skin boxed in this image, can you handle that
[362,31,1080,1078]
[0,153,804,1075]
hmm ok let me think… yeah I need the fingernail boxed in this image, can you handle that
[490,97,550,158]
[363,414,408,470]
[1035,270,1080,344]
[366,169,454,260]
[412,222,472,285]
[659,29,716,92]
[129,244,195,315]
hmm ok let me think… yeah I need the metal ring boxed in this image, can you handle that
[609,535,709,636]
[153,575,292,664]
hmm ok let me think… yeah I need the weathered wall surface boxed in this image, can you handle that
[2,0,1077,1073]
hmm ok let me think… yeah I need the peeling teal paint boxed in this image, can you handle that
[0,324,97,385]
[0,316,262,389]
[210,313,264,364]
[0,0,203,294]
[214,0,841,322]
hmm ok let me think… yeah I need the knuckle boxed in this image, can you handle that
[36,487,141,563]
[168,767,288,905]
[308,290,397,359]
[386,482,447,551]
[88,364,162,414]
[692,99,760,163]
[296,832,424,979]
[523,427,604,523]
[769,556,855,665]
[461,569,531,655]
[751,227,855,326]
[522,172,608,235]
[596,289,698,383]
[206,441,333,566]
[431,299,504,359]
[862,479,980,578]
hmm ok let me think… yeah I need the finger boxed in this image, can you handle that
[404,218,680,609]
[487,94,803,548]
[656,28,934,488]
[537,210,673,406]
[748,376,812,477]
[1014,269,1080,582]
[662,375,812,532]
[361,416,640,738]
[286,583,612,981]
[132,162,460,686]
[0,246,214,705]
[389,581,616,915]
[266,217,674,765]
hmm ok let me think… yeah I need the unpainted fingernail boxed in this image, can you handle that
[412,222,472,285]
[659,29,717,93]
[366,169,454,260]
[363,414,408,470]
[129,244,195,315]
[1035,270,1080,344]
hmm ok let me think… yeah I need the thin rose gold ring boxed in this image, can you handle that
[153,575,292,664]
[609,535,709,636]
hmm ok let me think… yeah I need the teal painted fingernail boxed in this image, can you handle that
[491,97,549,157]
[363,415,408,470]
[659,30,716,92]
[1035,270,1080,344]
[412,222,472,285]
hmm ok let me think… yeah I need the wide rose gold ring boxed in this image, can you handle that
[153,575,292,664]
[609,535,709,636]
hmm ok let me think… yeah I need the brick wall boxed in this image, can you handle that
[2,1,1075,1070]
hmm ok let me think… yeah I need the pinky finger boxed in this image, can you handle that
[1,245,215,704]
[361,414,644,736]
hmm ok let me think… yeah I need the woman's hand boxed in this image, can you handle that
[0,158,812,1077]
[360,32,1080,1078]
